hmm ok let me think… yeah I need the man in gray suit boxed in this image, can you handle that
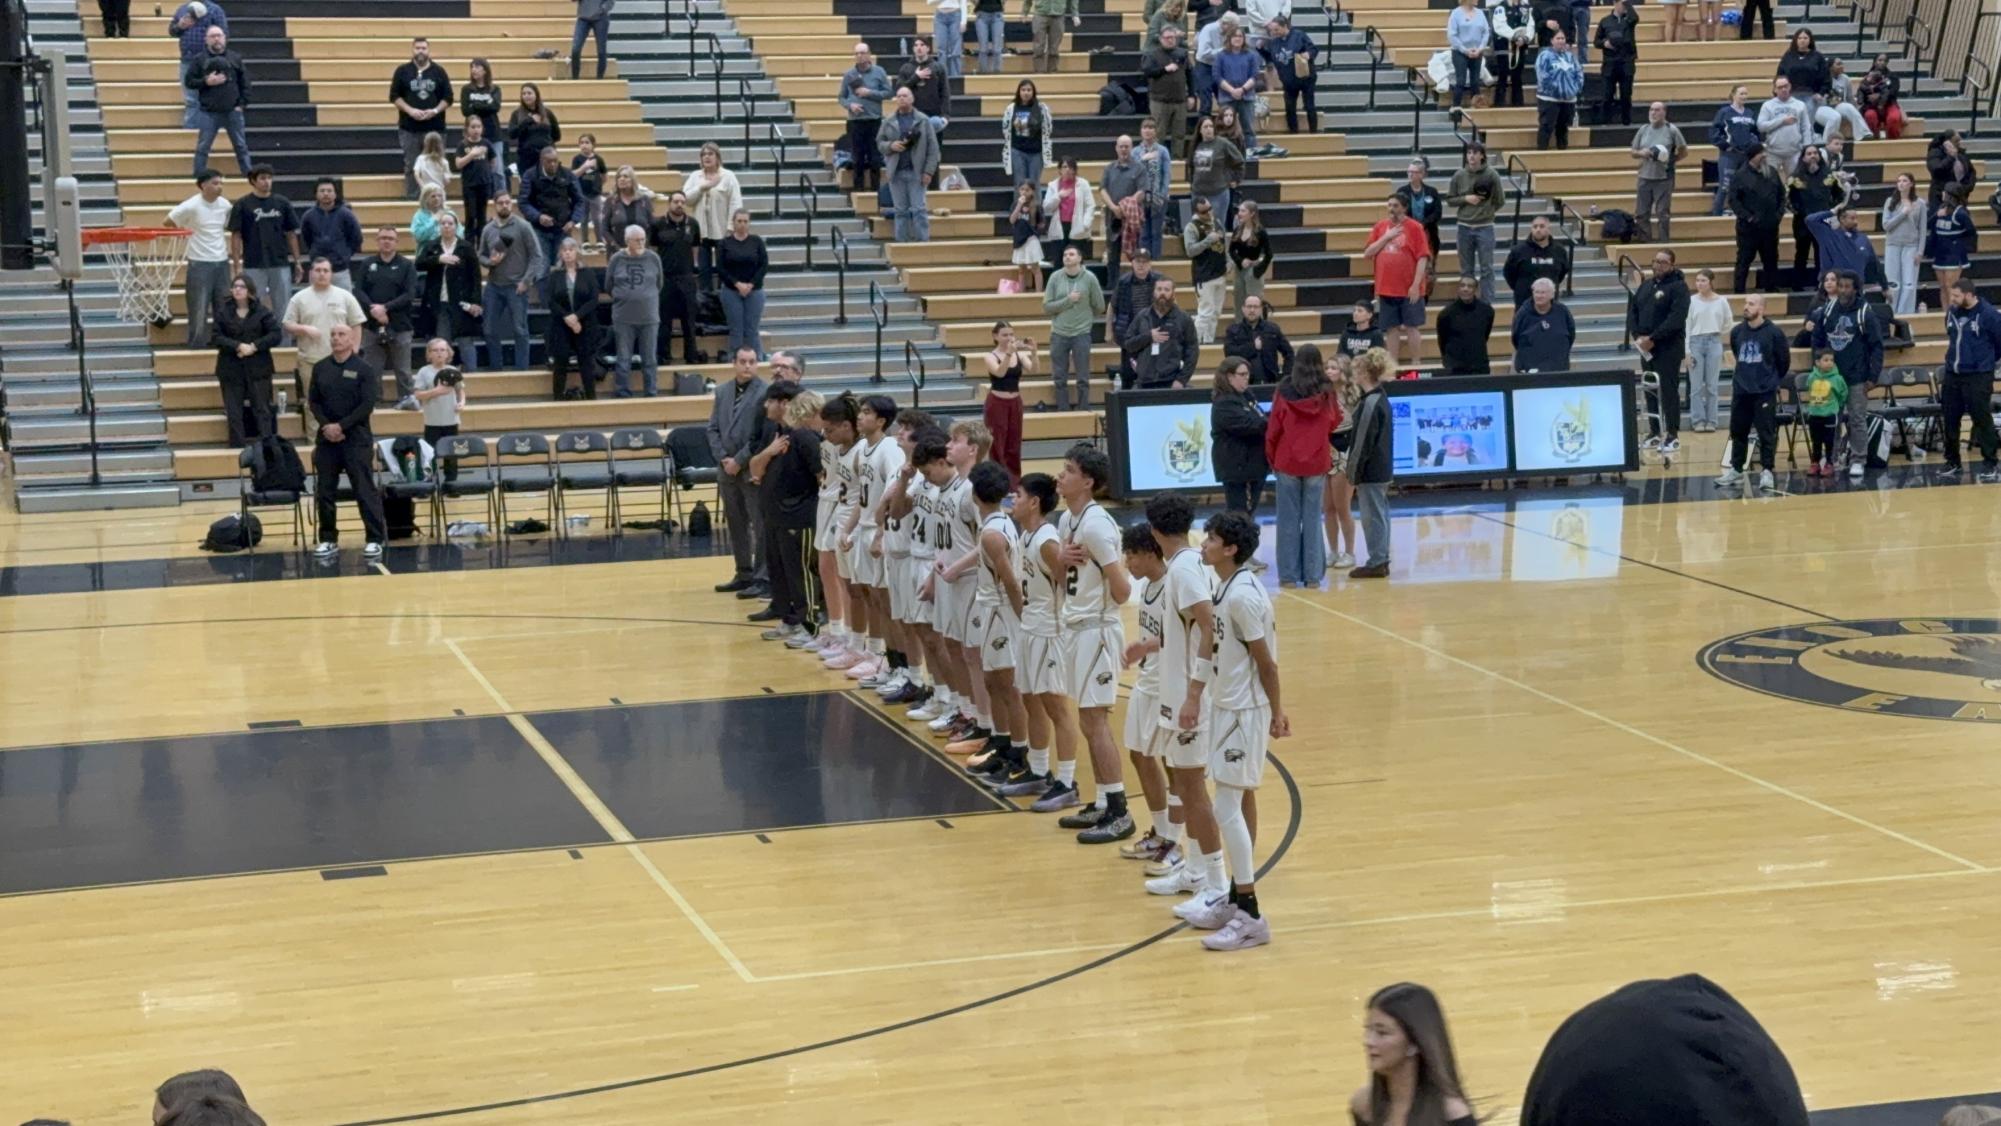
[709,345,769,596]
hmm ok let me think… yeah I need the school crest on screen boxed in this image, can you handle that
[1161,417,1209,484]
[1698,618,2001,723]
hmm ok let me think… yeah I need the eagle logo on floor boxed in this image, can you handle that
[1699,618,2001,723]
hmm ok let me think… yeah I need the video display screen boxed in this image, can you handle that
[1510,383,1631,474]
[1391,392,1508,478]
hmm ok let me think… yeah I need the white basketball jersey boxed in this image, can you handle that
[1211,569,1274,711]
[1057,502,1123,628]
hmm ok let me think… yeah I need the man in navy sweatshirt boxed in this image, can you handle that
[1717,292,1789,491]
[1709,85,1759,215]
[1810,269,1883,478]
[1805,206,1882,291]
[1941,278,2001,480]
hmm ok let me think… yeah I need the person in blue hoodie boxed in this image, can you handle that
[1717,292,1790,491]
[1940,277,2001,480]
[1804,205,1882,291]
[1534,31,1583,151]
[1809,269,1883,478]
[1708,85,1760,215]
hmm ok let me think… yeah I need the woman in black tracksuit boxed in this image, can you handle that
[212,275,281,448]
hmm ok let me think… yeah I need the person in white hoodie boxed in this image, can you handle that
[1879,171,1925,316]
[1757,76,1810,178]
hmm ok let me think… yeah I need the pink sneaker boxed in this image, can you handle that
[844,657,881,680]
[823,649,861,670]
[1200,909,1272,951]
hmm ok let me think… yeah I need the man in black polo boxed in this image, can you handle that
[389,37,453,199]
[649,190,705,364]
[356,226,420,409]
[308,322,388,558]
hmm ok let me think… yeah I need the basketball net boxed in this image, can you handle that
[79,227,192,326]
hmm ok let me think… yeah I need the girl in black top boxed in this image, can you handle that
[212,274,281,448]
[717,209,770,359]
[983,320,1034,478]
[1775,29,1829,102]
[460,58,504,168]
[1338,300,1386,359]
[1228,198,1272,307]
[507,83,561,174]
[1350,983,1479,1126]
[453,114,501,240]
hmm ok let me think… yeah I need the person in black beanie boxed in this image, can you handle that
[1521,974,1810,1126]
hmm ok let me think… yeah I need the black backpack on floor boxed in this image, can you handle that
[200,513,262,553]
[252,434,306,494]
[687,500,713,536]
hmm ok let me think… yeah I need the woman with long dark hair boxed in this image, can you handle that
[507,83,561,175]
[460,58,504,170]
[983,320,1033,479]
[1209,357,1268,514]
[1881,172,1924,316]
[1003,80,1055,192]
[1263,344,1339,587]
[212,274,280,448]
[1350,983,1478,1126]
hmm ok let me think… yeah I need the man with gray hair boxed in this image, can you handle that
[1193,12,1238,117]
[710,347,770,598]
[606,224,663,397]
[1511,277,1575,373]
[1629,100,1687,241]
[877,87,939,243]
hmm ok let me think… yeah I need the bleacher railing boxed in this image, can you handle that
[903,339,926,408]
[1398,67,1426,153]
[869,280,888,384]
[678,0,702,75]
[766,122,787,212]
[1966,56,1995,136]
[1615,253,1641,351]
[1361,26,1386,110]
[1554,200,1587,299]
[1503,153,1534,242]
[736,77,755,165]
[796,173,818,265]
[831,226,851,323]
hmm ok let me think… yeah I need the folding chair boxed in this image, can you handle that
[553,430,613,535]
[381,436,443,540]
[237,444,305,548]
[494,431,558,538]
[431,434,500,534]
[666,424,722,537]
[607,427,671,531]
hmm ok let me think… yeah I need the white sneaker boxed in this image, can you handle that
[313,541,338,558]
[1200,908,1272,951]
[1144,862,1206,897]
[1757,469,1776,493]
[1332,552,1355,568]
[1175,889,1234,925]
[785,630,822,650]
[362,542,383,558]
[874,670,909,697]
[907,700,943,721]
[1660,437,1681,454]
[927,710,962,733]
[1848,461,1865,480]
[1714,467,1743,487]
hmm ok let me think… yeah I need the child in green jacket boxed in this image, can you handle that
[1798,349,1850,476]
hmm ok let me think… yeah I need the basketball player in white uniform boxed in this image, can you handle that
[955,461,1033,787]
[937,421,997,756]
[876,411,938,706]
[809,397,862,664]
[1052,444,1136,843]
[1138,492,1229,918]
[898,430,966,722]
[1117,523,1181,870]
[837,396,904,685]
[996,472,1083,809]
[1189,510,1287,950]
[912,429,981,738]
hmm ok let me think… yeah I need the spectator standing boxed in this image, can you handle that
[211,274,279,446]
[1630,100,1687,241]
[1193,13,1239,117]
[477,193,544,370]
[840,45,893,194]
[520,146,585,289]
[898,40,953,136]
[1567,0,1593,60]
[102,0,132,36]
[168,169,232,349]
[1186,115,1243,226]
[606,226,662,396]
[1805,203,1881,290]
[1264,345,1337,587]
[1489,0,1535,108]
[1728,145,1784,291]
[1345,348,1392,578]
[603,166,656,239]
[1229,198,1272,307]
[1393,159,1443,262]
[1776,31,1830,125]
[1323,355,1359,567]
[1125,276,1200,387]
[973,0,1007,73]
[356,226,419,407]
[1758,77,1810,177]
[1941,278,2001,480]
[1224,293,1292,383]
[1212,25,1264,154]
[1101,135,1146,274]
[1797,349,1850,476]
[184,27,251,177]
[1447,143,1505,304]
[570,0,612,81]
[547,236,603,399]
[1041,244,1104,410]
[307,322,387,558]
[412,338,466,478]
[571,134,606,247]
[454,115,502,240]
[1184,197,1229,343]
[1629,249,1690,450]
[1007,182,1044,293]
[880,88,941,244]
[1446,0,1488,110]
[1788,146,1842,274]
[1003,80,1056,191]
[1810,269,1883,479]
[1144,26,1194,153]
[1684,269,1731,432]
[1041,157,1093,263]
[301,177,363,288]
[1338,300,1386,359]
[1881,172,1924,315]
[283,258,366,390]
[1361,194,1432,375]
[1709,86,1758,215]
[1262,15,1317,133]
[683,142,744,290]
[648,190,706,364]
[1926,185,1975,302]
[1927,130,1977,208]
[1134,118,1171,257]
[460,59,505,171]
[709,351,770,596]
[1740,0,1775,39]
[229,165,299,317]
[1436,276,1494,374]
[1147,0,1188,51]
[389,39,453,200]
[1210,357,1269,513]
[1511,278,1575,371]
[718,209,771,359]
[1109,248,1156,385]
[1594,0,1638,127]
[1716,293,1787,487]
[983,321,1032,474]
[508,83,561,175]
[415,214,482,368]
[1025,0,1079,73]
[1503,214,1570,305]
[168,1,227,127]
[1534,31,1582,150]
[414,133,453,201]
[926,0,965,78]
[412,185,453,247]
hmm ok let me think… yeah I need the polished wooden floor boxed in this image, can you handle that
[4,439,2001,1125]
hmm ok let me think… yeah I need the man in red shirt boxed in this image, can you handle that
[1361,194,1433,376]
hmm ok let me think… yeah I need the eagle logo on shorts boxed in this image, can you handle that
[970,613,983,629]
[1223,747,1245,763]
[991,636,1008,650]
[1046,658,1060,670]
[1097,672,1115,686]
[1175,730,1199,746]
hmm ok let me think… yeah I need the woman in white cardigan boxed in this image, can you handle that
[681,141,743,292]
[1041,157,1096,265]
[1001,81,1056,191]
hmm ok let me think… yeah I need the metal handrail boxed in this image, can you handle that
[1447,106,1484,148]
[765,120,787,210]
[1555,198,1587,297]
[830,226,852,323]
[1361,26,1385,110]
[796,172,819,267]
[1966,55,1996,136]
[737,76,755,166]
[1901,15,1930,94]
[1959,12,2001,101]
[694,31,722,110]
[1503,153,1534,241]
[869,280,889,384]
[903,339,926,408]
[1399,67,1426,153]
[680,0,700,75]
[1615,252,1641,350]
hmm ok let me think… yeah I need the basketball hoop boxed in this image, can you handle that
[80,226,191,327]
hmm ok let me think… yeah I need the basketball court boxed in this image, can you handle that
[4,455,2000,1124]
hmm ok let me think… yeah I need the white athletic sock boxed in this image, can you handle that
[1029,746,1051,775]
[1203,849,1228,895]
[1166,794,1186,845]
[868,637,885,656]
[1100,781,1125,798]
[1055,758,1076,786]
[977,707,993,730]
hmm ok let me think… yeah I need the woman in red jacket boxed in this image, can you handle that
[1263,343,1341,587]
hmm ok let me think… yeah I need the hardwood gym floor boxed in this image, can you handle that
[3,445,2000,1125]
